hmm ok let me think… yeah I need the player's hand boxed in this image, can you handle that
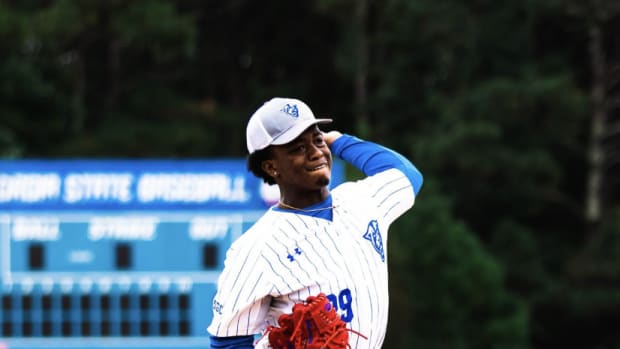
[323,131,343,146]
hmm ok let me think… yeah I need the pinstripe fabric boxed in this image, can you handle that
[207,168,415,348]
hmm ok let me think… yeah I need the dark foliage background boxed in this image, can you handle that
[1,0,620,347]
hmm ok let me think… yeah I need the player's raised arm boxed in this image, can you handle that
[326,132,423,196]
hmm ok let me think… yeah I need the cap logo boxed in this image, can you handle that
[280,104,299,118]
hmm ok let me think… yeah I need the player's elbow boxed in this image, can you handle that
[402,163,423,197]
[411,168,423,196]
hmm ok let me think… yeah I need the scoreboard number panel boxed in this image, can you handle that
[0,159,345,349]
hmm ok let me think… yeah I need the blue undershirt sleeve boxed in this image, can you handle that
[330,134,423,196]
[210,334,255,348]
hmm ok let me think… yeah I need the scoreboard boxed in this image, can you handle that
[0,159,344,349]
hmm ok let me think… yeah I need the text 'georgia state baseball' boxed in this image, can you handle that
[0,173,248,204]
[0,160,262,209]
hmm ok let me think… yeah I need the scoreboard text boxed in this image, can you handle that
[0,159,343,349]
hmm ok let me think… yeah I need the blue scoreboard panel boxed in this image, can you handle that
[0,159,344,349]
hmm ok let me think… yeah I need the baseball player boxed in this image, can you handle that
[208,97,423,348]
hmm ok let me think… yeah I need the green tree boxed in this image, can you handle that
[0,0,198,157]
[387,181,529,349]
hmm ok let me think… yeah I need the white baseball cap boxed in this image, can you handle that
[246,97,332,154]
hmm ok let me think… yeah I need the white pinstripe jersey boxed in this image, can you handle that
[207,167,416,348]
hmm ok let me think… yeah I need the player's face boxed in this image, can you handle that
[268,125,332,194]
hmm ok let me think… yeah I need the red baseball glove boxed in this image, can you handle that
[266,293,366,349]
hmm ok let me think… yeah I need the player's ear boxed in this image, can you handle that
[262,160,278,179]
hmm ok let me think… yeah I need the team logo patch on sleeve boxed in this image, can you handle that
[363,219,385,262]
